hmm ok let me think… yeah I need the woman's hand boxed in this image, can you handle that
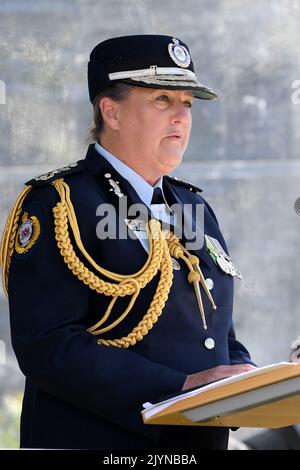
[182,364,257,391]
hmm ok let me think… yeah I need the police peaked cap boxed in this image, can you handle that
[88,35,218,103]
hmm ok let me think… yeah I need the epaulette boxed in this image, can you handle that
[26,161,84,187]
[165,175,203,193]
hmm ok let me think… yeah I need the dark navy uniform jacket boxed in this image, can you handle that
[8,144,253,449]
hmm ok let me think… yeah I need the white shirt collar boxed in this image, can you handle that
[94,141,165,208]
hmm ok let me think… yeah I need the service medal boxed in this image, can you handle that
[205,235,242,279]
[216,254,232,274]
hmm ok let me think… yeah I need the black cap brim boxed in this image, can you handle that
[121,77,218,100]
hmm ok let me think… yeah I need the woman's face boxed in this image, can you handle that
[112,86,193,183]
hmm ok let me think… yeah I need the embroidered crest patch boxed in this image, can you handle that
[15,211,41,254]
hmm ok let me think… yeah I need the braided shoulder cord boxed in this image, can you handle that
[97,242,173,348]
[1,178,216,348]
[51,179,176,347]
[52,179,164,296]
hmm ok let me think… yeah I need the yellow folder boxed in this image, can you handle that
[142,363,300,428]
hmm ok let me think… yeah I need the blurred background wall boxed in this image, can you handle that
[1,0,300,447]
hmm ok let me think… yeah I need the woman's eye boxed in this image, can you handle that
[157,95,169,103]
[184,101,193,108]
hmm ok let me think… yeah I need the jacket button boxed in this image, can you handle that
[205,278,214,290]
[204,337,215,350]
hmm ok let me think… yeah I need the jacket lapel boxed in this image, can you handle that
[163,176,211,267]
[82,145,152,254]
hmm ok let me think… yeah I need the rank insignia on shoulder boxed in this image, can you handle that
[26,161,83,186]
[165,175,203,193]
[15,211,41,254]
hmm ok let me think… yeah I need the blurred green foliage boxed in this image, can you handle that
[0,392,22,448]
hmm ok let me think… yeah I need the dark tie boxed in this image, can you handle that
[150,187,176,232]
[151,187,165,205]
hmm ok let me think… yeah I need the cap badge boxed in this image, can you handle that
[15,211,41,254]
[168,38,191,68]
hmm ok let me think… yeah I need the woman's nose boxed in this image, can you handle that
[171,103,191,124]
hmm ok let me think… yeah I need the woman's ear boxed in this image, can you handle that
[99,97,120,132]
